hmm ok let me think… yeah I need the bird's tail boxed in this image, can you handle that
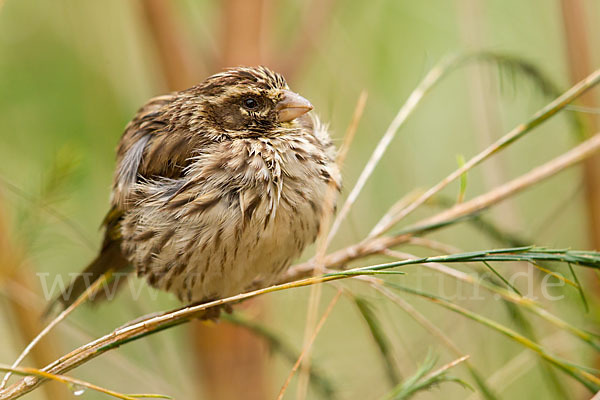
[44,238,130,317]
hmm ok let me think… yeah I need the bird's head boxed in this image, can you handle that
[191,66,313,137]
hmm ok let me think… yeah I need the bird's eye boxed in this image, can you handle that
[243,97,259,110]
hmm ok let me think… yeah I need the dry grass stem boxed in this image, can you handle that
[296,284,323,400]
[371,189,424,237]
[0,198,65,399]
[328,55,460,246]
[414,132,600,232]
[0,272,113,389]
[529,262,576,287]
[405,237,463,255]
[285,131,600,279]
[4,55,600,400]
[423,355,470,381]
[370,67,600,237]
[3,246,600,398]
[388,282,600,390]
[560,0,600,250]
[0,364,166,400]
[458,0,520,228]
[336,90,368,167]
[380,249,599,351]
[372,282,499,396]
[296,91,366,399]
[0,271,354,399]
[277,290,342,400]
[0,278,182,397]
[373,284,464,356]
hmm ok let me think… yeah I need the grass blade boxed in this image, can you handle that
[353,296,401,386]
[385,282,600,392]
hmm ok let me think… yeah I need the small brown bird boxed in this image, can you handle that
[52,66,340,310]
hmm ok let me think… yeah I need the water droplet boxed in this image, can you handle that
[23,376,35,385]
[71,384,86,396]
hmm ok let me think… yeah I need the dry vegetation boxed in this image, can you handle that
[2,1,600,399]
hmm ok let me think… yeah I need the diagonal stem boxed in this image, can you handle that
[370,67,600,237]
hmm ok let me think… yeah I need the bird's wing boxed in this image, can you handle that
[47,93,206,314]
[112,92,204,209]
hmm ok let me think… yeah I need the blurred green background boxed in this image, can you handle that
[1,1,600,399]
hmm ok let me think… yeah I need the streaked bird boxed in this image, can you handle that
[50,66,341,312]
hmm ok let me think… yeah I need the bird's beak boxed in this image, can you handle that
[276,90,313,122]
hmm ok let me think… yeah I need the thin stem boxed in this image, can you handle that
[386,282,600,392]
[3,247,600,398]
[482,261,522,295]
[370,67,600,237]
[379,249,600,350]
[0,271,113,389]
[0,364,168,400]
[336,90,368,167]
[411,132,600,232]
[284,131,600,277]
[277,290,342,400]
[296,90,366,399]
[328,54,463,245]
[568,262,589,312]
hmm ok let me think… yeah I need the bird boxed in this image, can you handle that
[50,66,341,313]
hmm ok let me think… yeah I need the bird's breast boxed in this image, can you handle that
[120,130,340,302]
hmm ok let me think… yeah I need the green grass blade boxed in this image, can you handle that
[353,296,401,386]
[482,261,522,295]
[385,282,600,392]
[568,262,589,312]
